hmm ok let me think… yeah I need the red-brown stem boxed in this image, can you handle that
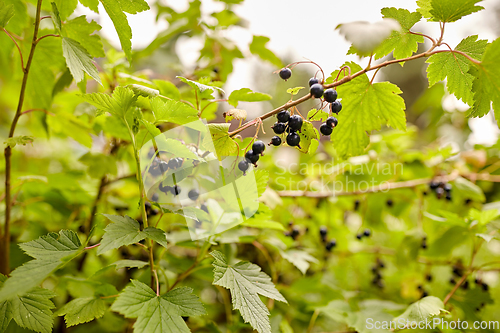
[1,0,43,275]
[3,28,25,71]
[36,34,60,44]
[21,108,54,116]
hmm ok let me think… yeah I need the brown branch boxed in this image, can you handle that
[1,0,43,275]
[21,108,54,116]
[3,28,25,71]
[229,47,447,138]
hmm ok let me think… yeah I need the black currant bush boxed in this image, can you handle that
[1,0,500,333]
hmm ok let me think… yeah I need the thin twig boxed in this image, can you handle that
[36,34,60,44]
[3,28,25,71]
[21,108,55,116]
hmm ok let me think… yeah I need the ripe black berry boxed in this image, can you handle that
[326,239,336,251]
[168,158,181,169]
[445,193,452,201]
[363,229,371,237]
[435,187,444,199]
[330,100,342,114]
[421,239,427,249]
[356,233,363,240]
[201,204,209,214]
[286,132,300,146]
[308,77,319,87]
[425,274,433,282]
[288,115,303,131]
[310,83,324,98]
[159,183,172,194]
[443,183,452,192]
[354,199,360,211]
[245,150,260,164]
[252,140,266,155]
[421,291,429,298]
[323,89,338,103]
[320,123,333,136]
[151,193,159,202]
[270,136,282,146]
[279,68,292,80]
[319,226,327,236]
[277,110,290,123]
[429,181,439,189]
[158,161,169,174]
[326,116,338,128]
[291,227,300,240]
[272,122,286,134]
[188,189,199,201]
[386,199,393,207]
[171,185,181,196]
[238,159,250,173]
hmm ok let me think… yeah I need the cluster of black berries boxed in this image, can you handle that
[449,262,465,286]
[319,226,337,251]
[475,277,489,292]
[421,236,427,249]
[416,284,429,298]
[269,110,303,148]
[148,156,185,177]
[284,221,308,240]
[356,228,371,240]
[278,68,343,138]
[238,140,265,174]
[371,258,385,288]
[429,180,452,201]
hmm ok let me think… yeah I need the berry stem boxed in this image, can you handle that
[3,28,25,71]
[1,0,43,275]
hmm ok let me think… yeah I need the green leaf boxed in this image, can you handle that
[393,296,448,324]
[128,84,159,98]
[98,0,149,62]
[453,176,485,202]
[249,36,282,68]
[280,250,319,275]
[4,136,34,148]
[79,152,118,179]
[142,227,168,249]
[307,109,329,122]
[111,260,149,270]
[62,37,101,84]
[375,8,423,60]
[153,80,181,100]
[0,230,81,302]
[211,251,287,333]
[97,215,145,255]
[0,275,12,333]
[111,280,205,333]
[419,0,484,22]
[50,2,62,32]
[426,36,487,105]
[53,0,78,20]
[57,297,107,327]
[468,38,500,123]
[332,62,406,158]
[63,16,104,58]
[11,288,57,333]
[227,88,271,108]
[468,208,499,225]
[150,98,198,125]
[176,76,225,98]
[0,1,15,28]
[117,0,150,14]
[79,0,99,12]
[204,123,239,158]
[82,86,136,117]
[286,87,305,96]
[336,19,401,55]
[296,120,319,154]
